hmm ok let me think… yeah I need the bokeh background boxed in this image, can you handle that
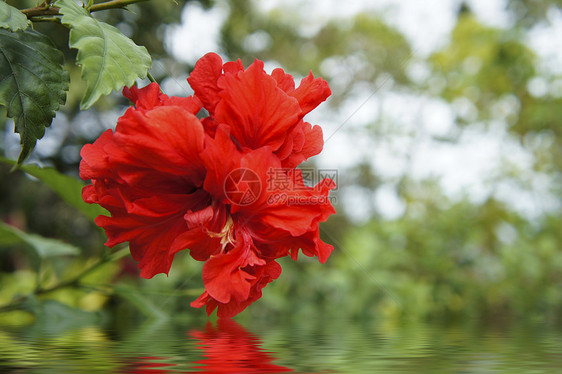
[1,0,562,326]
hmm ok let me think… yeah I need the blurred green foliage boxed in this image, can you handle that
[1,0,561,326]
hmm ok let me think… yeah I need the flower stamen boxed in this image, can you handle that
[206,215,235,253]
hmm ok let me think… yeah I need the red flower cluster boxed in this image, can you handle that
[80,53,336,317]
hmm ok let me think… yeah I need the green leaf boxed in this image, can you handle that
[0,223,20,247]
[0,221,80,258]
[113,286,168,321]
[0,2,30,31]
[56,0,151,109]
[0,157,108,222]
[28,299,100,333]
[0,28,69,165]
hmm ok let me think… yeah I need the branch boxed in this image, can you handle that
[21,2,59,18]
[0,247,130,314]
[29,17,62,24]
[90,0,151,12]
[21,0,151,19]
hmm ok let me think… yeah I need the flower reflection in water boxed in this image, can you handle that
[189,319,293,373]
[122,320,293,373]
[126,356,178,373]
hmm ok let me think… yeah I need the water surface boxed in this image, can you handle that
[1,315,561,373]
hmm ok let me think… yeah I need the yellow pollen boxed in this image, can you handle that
[205,215,235,253]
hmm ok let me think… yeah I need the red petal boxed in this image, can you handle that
[192,260,282,318]
[215,59,302,151]
[79,130,115,181]
[271,68,295,92]
[93,188,211,278]
[171,204,227,261]
[163,95,202,114]
[275,131,294,161]
[123,82,202,115]
[223,59,244,74]
[290,72,331,115]
[190,291,211,309]
[80,101,212,279]
[235,157,336,237]
[201,124,246,201]
[123,83,162,109]
[187,52,224,114]
[279,122,324,168]
[202,237,265,304]
[114,106,206,185]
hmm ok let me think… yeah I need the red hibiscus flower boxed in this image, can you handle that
[80,54,335,318]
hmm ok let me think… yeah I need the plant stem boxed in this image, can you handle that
[21,3,58,18]
[21,0,151,18]
[29,17,62,23]
[0,247,130,314]
[147,72,157,83]
[90,0,151,12]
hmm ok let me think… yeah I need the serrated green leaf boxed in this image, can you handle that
[0,2,30,31]
[0,28,69,165]
[0,157,108,222]
[56,0,151,109]
[0,221,80,258]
